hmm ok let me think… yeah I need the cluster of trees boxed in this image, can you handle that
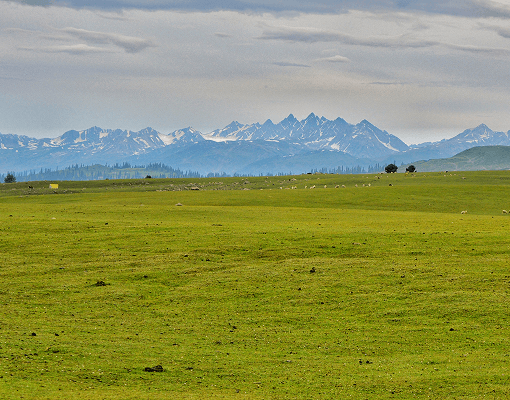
[384,164,416,173]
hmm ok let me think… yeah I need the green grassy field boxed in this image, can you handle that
[1,171,509,399]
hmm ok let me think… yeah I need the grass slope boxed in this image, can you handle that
[409,145,510,172]
[0,171,509,399]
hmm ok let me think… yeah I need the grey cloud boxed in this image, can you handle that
[495,27,510,39]
[369,81,407,85]
[20,44,114,54]
[58,27,155,53]
[482,25,510,39]
[273,61,311,67]
[258,26,440,49]
[259,25,510,57]
[391,0,510,18]
[2,0,510,19]
[318,55,351,63]
[3,0,51,5]
[215,32,233,38]
[444,43,510,56]
[0,0,367,13]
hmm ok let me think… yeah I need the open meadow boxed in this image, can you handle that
[0,171,509,399]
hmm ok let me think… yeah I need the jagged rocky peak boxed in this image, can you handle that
[173,127,198,134]
[226,121,244,130]
[281,113,298,123]
[303,112,320,126]
[60,129,81,139]
[357,119,377,130]
[138,127,160,135]
[262,119,275,128]
[455,124,495,139]
[279,114,300,130]
[330,117,349,128]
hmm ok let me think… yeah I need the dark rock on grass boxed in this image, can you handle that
[144,365,164,372]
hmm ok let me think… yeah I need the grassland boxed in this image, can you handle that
[411,146,510,172]
[0,171,509,399]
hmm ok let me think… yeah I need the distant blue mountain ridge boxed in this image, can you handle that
[0,113,508,175]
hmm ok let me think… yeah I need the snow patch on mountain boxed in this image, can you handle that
[202,134,237,142]
[158,133,176,145]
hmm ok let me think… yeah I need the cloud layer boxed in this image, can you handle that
[4,0,510,18]
[1,0,510,145]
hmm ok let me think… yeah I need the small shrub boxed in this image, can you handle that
[4,173,16,183]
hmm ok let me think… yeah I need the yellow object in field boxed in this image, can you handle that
[49,184,59,189]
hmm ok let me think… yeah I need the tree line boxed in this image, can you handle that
[2,162,413,183]
[1,163,201,182]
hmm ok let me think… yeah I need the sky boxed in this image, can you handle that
[1,1,510,144]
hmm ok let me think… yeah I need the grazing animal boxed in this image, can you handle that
[461,210,467,214]
[503,210,508,214]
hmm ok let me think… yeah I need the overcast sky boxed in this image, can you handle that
[2,0,510,143]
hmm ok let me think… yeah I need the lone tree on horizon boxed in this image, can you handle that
[4,173,16,183]
[406,165,416,173]
[385,163,398,173]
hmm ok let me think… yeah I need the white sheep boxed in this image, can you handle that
[461,210,467,214]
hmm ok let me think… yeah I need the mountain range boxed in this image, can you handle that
[1,113,509,175]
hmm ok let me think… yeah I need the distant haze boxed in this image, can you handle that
[1,0,510,143]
